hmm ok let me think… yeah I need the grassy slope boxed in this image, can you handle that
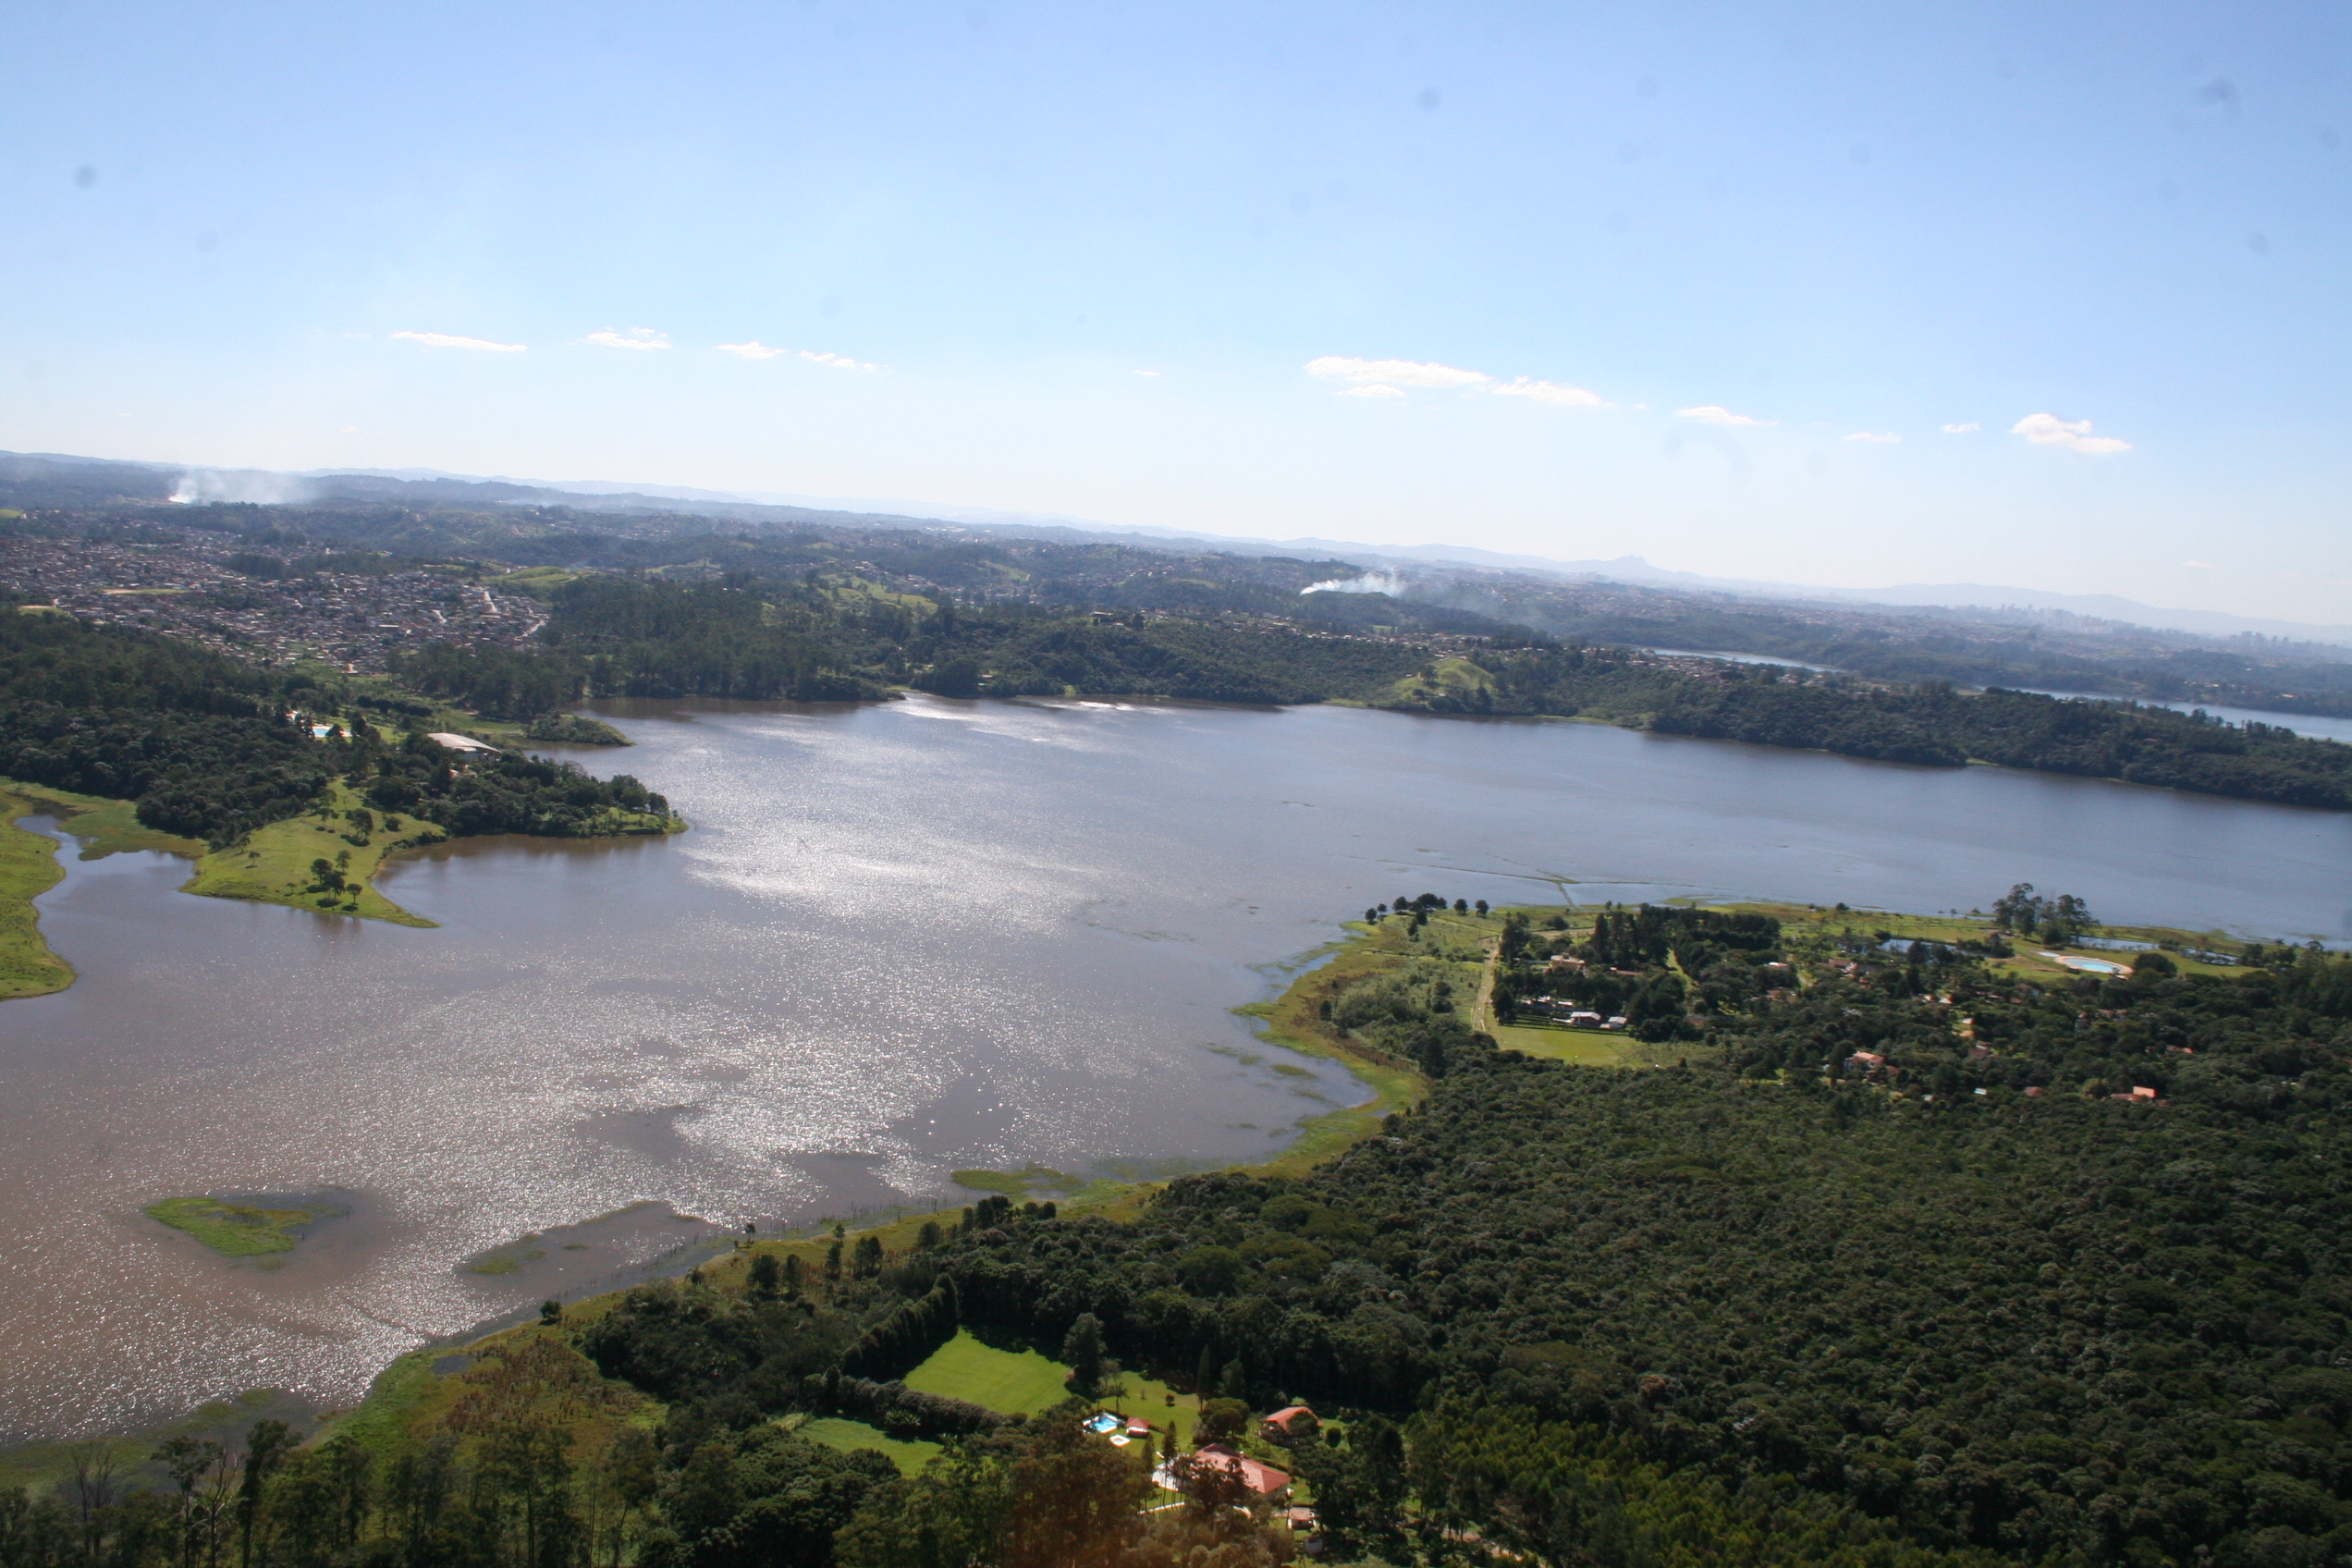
[180,779,447,926]
[796,1417,941,1476]
[0,780,210,1000]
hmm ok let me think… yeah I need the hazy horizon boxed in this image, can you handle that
[5,2,2346,622]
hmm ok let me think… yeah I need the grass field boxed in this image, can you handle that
[1488,1017,1634,1063]
[797,1417,941,1475]
[180,780,444,926]
[904,1331,1075,1415]
[144,1195,341,1257]
[900,1331,1203,1447]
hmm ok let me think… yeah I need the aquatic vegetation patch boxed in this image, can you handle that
[949,1164,1082,1198]
[465,1237,547,1275]
[144,1194,343,1256]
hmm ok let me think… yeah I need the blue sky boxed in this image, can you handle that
[4,2,2346,620]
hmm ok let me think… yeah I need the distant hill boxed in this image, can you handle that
[3,448,2346,650]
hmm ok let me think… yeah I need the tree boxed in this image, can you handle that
[999,1412,1150,1568]
[1196,1399,1249,1446]
[2045,892,2096,944]
[749,1253,781,1296]
[539,1298,563,1326]
[1061,1313,1107,1397]
[237,1421,292,1568]
[1991,883,2040,933]
[156,1437,225,1568]
[590,1428,658,1568]
[1474,900,1489,916]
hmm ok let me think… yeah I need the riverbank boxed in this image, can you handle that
[0,781,208,998]
[0,762,688,995]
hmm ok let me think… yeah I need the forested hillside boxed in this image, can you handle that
[1388,646,2352,811]
[0,608,668,847]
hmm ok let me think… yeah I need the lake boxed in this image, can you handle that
[3,695,2348,1439]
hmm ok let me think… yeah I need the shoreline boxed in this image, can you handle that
[0,771,688,996]
[0,889,2284,1476]
[0,912,1430,1467]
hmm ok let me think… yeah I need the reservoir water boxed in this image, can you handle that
[4,696,2348,1439]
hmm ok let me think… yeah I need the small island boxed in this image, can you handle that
[143,1194,347,1258]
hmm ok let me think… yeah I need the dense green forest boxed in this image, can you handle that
[1390,646,2352,812]
[0,608,667,847]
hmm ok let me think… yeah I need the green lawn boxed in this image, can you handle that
[904,1331,1075,1415]
[902,1331,1202,1448]
[798,1417,941,1476]
[1488,1018,1633,1064]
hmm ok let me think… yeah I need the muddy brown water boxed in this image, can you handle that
[3,695,2346,1439]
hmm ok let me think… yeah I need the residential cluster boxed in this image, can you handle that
[1078,1400,1320,1537]
[0,528,545,672]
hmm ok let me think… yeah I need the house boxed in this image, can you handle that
[1567,1011,1602,1027]
[426,731,499,754]
[1261,1405,1318,1445]
[1191,1444,1292,1499]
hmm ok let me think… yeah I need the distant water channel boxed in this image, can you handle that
[4,696,2349,1439]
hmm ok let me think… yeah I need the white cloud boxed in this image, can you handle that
[1942,422,1981,434]
[1491,377,1609,408]
[2184,560,2217,570]
[717,340,788,360]
[1340,383,1408,398]
[585,327,670,350]
[1675,404,1774,427]
[2011,412,2132,454]
[801,349,878,371]
[1843,431,1901,444]
[1133,369,1160,377]
[390,330,526,352]
[1306,355,1490,390]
